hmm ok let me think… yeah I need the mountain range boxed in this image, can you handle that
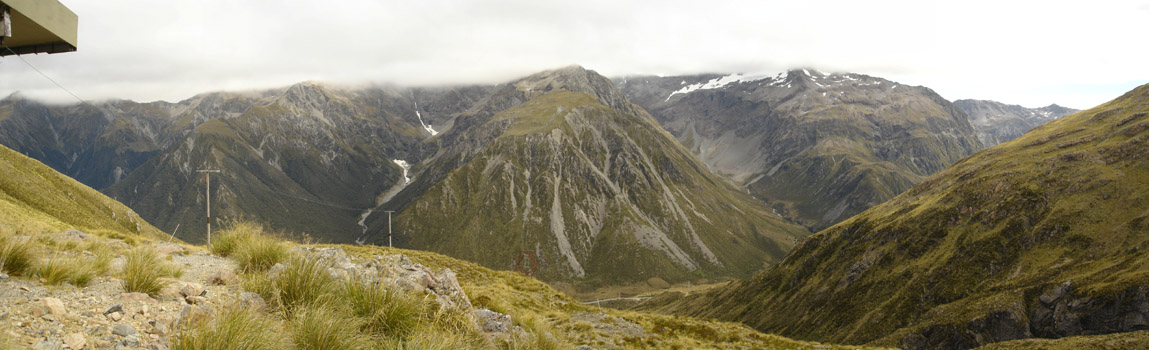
[0,66,1077,290]
[0,140,888,350]
[954,99,1078,147]
[634,82,1149,349]
[374,67,808,286]
[617,70,984,230]
[1,67,811,287]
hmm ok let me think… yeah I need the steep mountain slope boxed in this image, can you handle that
[0,143,164,239]
[636,83,1149,349]
[2,85,494,243]
[375,66,809,287]
[103,83,494,243]
[0,96,176,189]
[617,71,984,230]
[955,99,1078,146]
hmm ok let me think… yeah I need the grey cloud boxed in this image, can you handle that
[0,0,1146,109]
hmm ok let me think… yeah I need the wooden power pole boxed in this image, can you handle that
[198,169,221,245]
[384,210,395,248]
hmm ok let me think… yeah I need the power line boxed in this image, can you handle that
[246,184,370,212]
[2,45,91,107]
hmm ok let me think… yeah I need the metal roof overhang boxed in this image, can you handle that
[1,0,78,56]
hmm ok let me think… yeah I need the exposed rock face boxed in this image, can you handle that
[617,70,984,230]
[635,83,1149,349]
[383,66,809,286]
[0,96,177,189]
[954,99,1078,146]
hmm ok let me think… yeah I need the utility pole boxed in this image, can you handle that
[384,210,395,248]
[198,169,221,245]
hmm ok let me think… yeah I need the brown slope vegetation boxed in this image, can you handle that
[635,83,1149,349]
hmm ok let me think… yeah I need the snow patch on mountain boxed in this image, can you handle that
[665,73,773,101]
[393,159,411,184]
[413,102,439,136]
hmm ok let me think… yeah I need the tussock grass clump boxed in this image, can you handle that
[32,255,95,286]
[260,256,336,313]
[213,222,289,273]
[419,303,489,347]
[289,303,374,350]
[0,232,35,276]
[120,247,181,296]
[341,278,420,338]
[172,304,289,350]
[84,240,117,276]
[385,330,472,350]
[208,222,262,256]
[500,314,564,350]
[233,236,289,273]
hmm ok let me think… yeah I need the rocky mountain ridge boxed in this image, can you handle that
[374,66,809,286]
[1,84,494,243]
[954,99,1078,147]
[617,69,984,230]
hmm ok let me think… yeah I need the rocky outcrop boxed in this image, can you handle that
[1030,283,1149,338]
[284,246,473,312]
[898,282,1149,350]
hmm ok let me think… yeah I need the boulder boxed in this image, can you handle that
[42,297,67,316]
[103,304,123,316]
[292,246,362,280]
[370,254,472,311]
[112,323,137,337]
[176,305,212,329]
[119,293,153,302]
[239,292,266,311]
[179,283,206,298]
[476,309,515,333]
[63,333,86,350]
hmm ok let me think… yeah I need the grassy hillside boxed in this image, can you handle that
[636,83,1149,349]
[0,144,166,240]
[338,243,885,349]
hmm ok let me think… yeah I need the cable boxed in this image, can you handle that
[2,45,91,107]
[244,183,372,212]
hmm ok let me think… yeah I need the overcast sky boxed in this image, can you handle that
[1,0,1147,109]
